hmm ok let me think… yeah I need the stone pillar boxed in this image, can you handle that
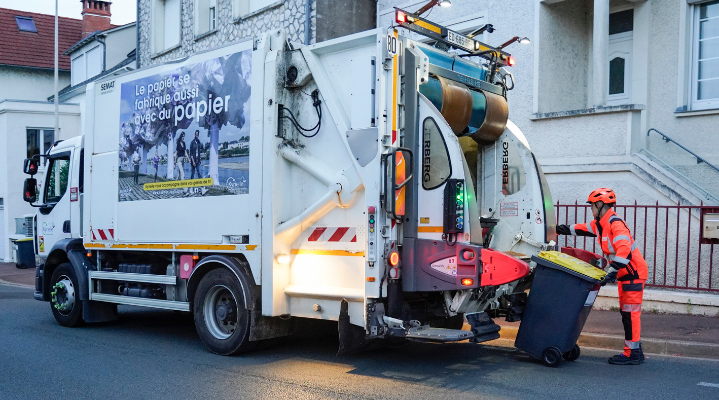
[592,0,609,107]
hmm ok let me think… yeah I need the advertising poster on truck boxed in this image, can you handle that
[117,49,252,202]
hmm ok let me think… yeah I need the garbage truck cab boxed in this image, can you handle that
[21,9,559,355]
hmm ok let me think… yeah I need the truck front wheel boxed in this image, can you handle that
[193,268,254,355]
[50,263,84,327]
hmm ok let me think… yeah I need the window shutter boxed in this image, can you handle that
[71,55,85,85]
[164,0,181,49]
[249,0,276,13]
[86,46,103,79]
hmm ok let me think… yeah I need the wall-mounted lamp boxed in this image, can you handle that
[498,36,531,49]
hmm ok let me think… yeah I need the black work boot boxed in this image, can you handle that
[638,343,645,363]
[608,349,642,365]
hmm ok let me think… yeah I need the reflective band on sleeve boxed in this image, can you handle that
[570,225,577,235]
[612,235,631,244]
[625,339,641,349]
[613,255,630,264]
[586,222,595,234]
[610,216,623,224]
[631,242,638,251]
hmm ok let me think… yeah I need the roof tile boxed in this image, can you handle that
[0,8,83,71]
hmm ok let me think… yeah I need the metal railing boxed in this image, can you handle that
[556,201,719,293]
[647,128,719,174]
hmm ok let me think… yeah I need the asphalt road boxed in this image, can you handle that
[2,283,719,400]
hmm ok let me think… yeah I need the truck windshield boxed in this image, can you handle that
[44,156,70,204]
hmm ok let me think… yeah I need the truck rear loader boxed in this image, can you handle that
[21,10,559,355]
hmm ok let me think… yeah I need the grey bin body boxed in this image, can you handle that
[13,239,36,269]
[514,256,601,364]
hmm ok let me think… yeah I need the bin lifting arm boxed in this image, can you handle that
[275,146,363,244]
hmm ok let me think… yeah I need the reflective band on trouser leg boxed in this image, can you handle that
[619,280,644,356]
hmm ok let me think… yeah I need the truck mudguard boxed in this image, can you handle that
[187,255,260,311]
[40,239,88,301]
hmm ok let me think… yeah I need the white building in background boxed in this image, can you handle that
[0,2,137,262]
[378,0,719,207]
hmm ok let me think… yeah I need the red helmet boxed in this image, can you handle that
[587,188,616,204]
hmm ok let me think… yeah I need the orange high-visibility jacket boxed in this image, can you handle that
[572,209,648,281]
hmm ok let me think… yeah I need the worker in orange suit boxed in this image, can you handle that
[556,188,648,365]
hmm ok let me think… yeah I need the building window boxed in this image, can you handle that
[233,0,281,19]
[607,10,633,106]
[15,16,37,32]
[195,0,217,36]
[71,45,103,85]
[27,129,55,163]
[692,1,719,110]
[154,0,181,53]
[71,54,86,85]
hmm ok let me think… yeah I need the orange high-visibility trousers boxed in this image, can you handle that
[618,279,645,356]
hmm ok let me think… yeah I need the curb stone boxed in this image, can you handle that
[493,325,719,360]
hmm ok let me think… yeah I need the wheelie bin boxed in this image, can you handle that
[13,238,36,269]
[514,251,606,367]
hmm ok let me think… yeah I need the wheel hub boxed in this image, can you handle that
[204,285,240,340]
[51,277,75,315]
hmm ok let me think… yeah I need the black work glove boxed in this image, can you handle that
[599,268,618,286]
[556,224,571,235]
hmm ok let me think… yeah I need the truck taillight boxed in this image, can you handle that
[461,278,474,286]
[389,251,400,267]
[507,56,515,67]
[396,10,407,23]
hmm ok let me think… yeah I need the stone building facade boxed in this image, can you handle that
[137,0,377,68]
[378,0,719,208]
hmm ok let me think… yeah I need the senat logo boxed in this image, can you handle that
[100,80,115,93]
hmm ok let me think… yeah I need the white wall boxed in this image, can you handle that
[0,67,71,102]
[104,24,138,69]
[0,101,81,261]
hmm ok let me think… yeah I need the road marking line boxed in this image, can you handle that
[0,279,34,289]
[698,382,719,388]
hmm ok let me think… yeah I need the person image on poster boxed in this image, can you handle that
[132,151,141,184]
[153,150,159,182]
[175,131,188,180]
[190,130,202,179]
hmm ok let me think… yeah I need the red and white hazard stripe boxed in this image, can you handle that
[307,227,357,242]
[91,229,114,241]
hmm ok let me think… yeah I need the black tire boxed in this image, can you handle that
[193,268,254,355]
[50,263,84,327]
[563,344,580,361]
[541,347,562,367]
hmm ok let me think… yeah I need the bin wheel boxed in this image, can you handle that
[541,347,562,367]
[563,344,581,361]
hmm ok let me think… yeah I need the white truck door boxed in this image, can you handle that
[36,150,73,256]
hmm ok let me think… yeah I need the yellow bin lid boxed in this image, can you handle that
[537,251,607,281]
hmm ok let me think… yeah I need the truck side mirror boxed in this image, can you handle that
[23,178,37,203]
[24,158,39,175]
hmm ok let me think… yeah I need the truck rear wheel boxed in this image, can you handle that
[50,263,84,327]
[193,268,254,355]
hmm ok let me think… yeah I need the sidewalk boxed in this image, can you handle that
[0,262,35,288]
[490,310,719,359]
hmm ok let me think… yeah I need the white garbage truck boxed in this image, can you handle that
[22,9,558,355]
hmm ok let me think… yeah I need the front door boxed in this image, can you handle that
[36,152,72,257]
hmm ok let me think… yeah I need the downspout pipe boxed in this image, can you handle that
[136,2,141,68]
[97,34,107,72]
[304,0,311,45]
